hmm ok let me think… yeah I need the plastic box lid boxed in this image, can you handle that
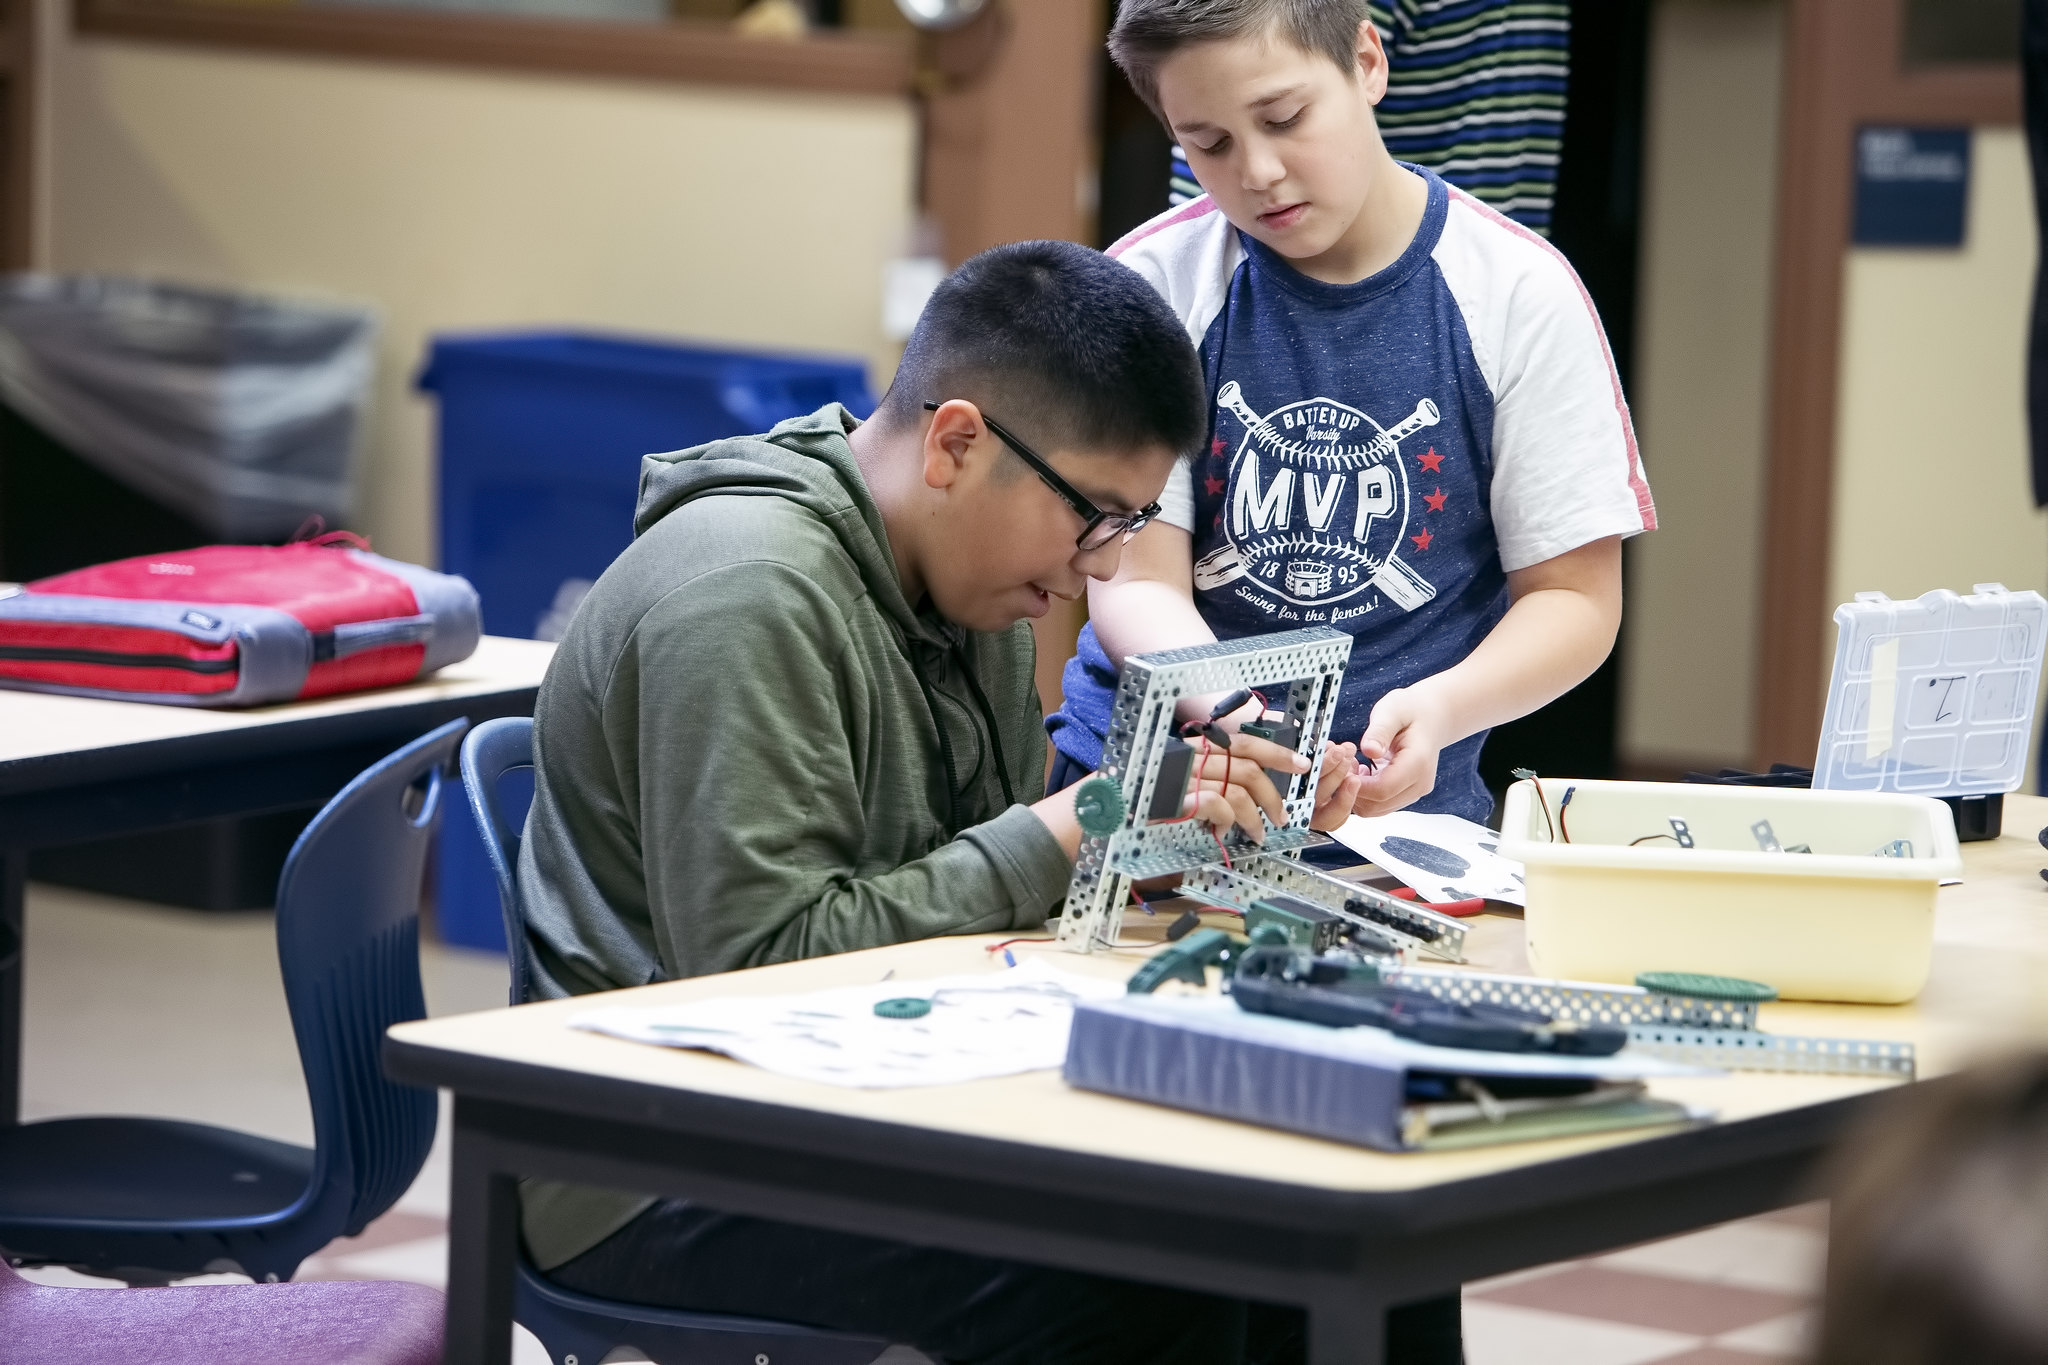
[1813,583,2048,797]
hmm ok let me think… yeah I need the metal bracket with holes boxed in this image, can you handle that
[1622,1025,1916,1079]
[1387,967,1760,1030]
[1384,967,1914,1078]
[1056,627,1351,954]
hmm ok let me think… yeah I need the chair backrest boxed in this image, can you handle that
[460,716,537,1005]
[275,718,467,1241]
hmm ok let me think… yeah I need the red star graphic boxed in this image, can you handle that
[1423,487,1447,512]
[1213,512,1225,529]
[1210,437,1227,457]
[1204,475,1226,496]
[1417,448,1445,474]
[1410,529,1433,552]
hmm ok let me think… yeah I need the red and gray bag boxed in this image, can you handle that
[0,534,481,706]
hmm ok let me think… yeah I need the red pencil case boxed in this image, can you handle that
[0,535,480,706]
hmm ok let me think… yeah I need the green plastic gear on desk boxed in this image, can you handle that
[1636,971,1778,1003]
[1072,776,1126,839]
[874,997,933,1019]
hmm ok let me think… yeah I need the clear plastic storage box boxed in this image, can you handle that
[1814,583,2047,796]
[1499,779,1960,1004]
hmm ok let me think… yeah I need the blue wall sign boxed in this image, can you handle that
[1853,127,1971,247]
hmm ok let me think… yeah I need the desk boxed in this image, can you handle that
[0,635,555,1122]
[387,794,2048,1365]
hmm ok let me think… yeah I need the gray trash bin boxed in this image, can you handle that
[0,275,379,910]
[0,274,378,544]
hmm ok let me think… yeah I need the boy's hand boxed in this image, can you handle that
[1029,736,1308,859]
[1352,688,1450,817]
[1311,741,1367,831]
[1180,733,1304,842]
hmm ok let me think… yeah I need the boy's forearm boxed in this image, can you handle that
[1403,583,1620,744]
[1088,523,1255,725]
[1090,577,1217,663]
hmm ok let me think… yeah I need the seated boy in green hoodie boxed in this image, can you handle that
[515,240,1364,1365]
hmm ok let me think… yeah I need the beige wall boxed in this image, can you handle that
[40,23,916,566]
[1620,0,1784,770]
[1829,125,2044,783]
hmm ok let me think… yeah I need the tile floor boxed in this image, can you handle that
[18,883,1826,1364]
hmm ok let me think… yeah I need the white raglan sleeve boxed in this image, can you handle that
[1156,462,1196,533]
[1105,201,1241,539]
[1438,203,1657,573]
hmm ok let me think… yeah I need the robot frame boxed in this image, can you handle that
[1054,625,1469,963]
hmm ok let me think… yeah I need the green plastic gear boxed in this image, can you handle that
[1072,776,1127,839]
[1636,971,1778,1003]
[874,997,933,1019]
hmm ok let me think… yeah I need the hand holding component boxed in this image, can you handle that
[1351,686,1450,817]
[1180,731,1306,842]
[1310,741,1367,832]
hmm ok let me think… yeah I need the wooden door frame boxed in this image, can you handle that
[1754,0,2020,768]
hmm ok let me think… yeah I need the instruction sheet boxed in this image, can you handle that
[1330,810,1527,905]
[571,959,1125,1089]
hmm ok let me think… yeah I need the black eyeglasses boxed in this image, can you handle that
[924,401,1160,551]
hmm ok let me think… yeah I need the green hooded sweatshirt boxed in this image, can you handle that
[514,404,1072,1269]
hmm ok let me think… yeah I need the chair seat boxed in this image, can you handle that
[0,1260,443,1365]
[0,1117,313,1226]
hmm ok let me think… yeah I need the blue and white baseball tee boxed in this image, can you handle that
[1048,167,1656,821]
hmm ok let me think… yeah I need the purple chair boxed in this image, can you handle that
[0,1257,443,1365]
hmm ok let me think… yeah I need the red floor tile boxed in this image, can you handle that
[1470,1264,1807,1336]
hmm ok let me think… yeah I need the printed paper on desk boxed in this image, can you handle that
[1331,811,1526,906]
[571,959,1126,1089]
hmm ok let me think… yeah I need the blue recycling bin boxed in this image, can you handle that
[419,330,874,950]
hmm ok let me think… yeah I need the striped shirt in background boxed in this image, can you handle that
[1169,0,1570,233]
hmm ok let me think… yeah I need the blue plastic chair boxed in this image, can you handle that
[460,717,889,1365]
[0,719,465,1285]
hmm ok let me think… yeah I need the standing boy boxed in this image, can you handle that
[1049,0,1656,826]
[516,240,1360,1364]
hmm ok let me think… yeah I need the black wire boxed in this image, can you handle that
[912,667,965,835]
[955,648,1015,808]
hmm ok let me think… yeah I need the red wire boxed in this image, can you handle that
[1146,737,1239,869]
[985,936,1056,953]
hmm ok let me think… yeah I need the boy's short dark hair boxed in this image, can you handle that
[879,240,1205,463]
[1108,0,1371,122]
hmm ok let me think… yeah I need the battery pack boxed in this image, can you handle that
[1245,894,1347,954]
[1148,739,1197,820]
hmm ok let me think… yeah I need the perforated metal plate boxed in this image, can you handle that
[1107,829,1329,880]
[1058,628,1351,953]
[1237,856,1468,962]
[1181,860,1466,963]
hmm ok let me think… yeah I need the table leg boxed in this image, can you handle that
[445,1103,519,1365]
[0,851,23,1126]
[1308,1284,1387,1365]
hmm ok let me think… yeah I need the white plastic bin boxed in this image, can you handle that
[1499,780,1961,1004]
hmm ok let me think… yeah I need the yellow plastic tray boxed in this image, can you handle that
[1498,779,1961,1004]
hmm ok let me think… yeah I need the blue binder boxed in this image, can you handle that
[1064,995,1713,1151]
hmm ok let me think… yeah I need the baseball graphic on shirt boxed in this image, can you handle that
[1207,380,1442,611]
